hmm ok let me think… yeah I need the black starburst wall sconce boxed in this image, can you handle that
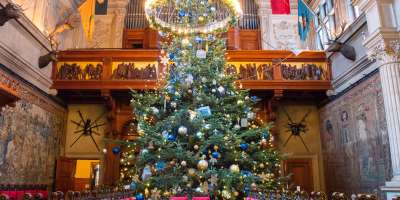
[0,3,22,26]
[282,108,312,152]
[70,110,106,152]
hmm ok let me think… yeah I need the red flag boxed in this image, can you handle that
[271,0,291,14]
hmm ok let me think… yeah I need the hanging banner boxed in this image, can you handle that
[79,0,96,41]
[298,0,314,41]
[271,0,290,14]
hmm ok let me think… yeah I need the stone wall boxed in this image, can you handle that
[0,66,66,184]
[319,72,391,195]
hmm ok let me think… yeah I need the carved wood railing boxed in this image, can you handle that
[52,49,331,91]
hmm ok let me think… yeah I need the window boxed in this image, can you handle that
[346,0,361,22]
[314,0,335,50]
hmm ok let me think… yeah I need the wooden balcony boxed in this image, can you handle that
[52,49,331,91]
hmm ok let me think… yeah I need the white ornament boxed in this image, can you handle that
[181,161,187,167]
[247,112,255,119]
[196,49,207,59]
[230,164,240,173]
[234,124,241,130]
[185,74,194,85]
[240,118,248,127]
[178,126,188,135]
[151,107,159,114]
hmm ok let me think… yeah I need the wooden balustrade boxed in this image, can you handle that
[0,187,378,200]
[52,49,331,91]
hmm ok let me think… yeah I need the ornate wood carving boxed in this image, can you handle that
[57,63,103,80]
[112,63,157,80]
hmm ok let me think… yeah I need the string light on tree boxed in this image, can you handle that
[118,0,283,198]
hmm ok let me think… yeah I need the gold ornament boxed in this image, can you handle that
[259,163,265,169]
[197,160,208,170]
[221,190,232,199]
[251,183,257,191]
[213,145,219,151]
[229,164,240,173]
[163,191,171,196]
[198,16,205,22]
[188,168,196,176]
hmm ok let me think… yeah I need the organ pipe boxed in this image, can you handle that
[124,0,259,30]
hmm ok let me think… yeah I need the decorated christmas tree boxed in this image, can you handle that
[119,0,283,199]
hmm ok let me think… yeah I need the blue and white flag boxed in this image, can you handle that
[298,0,314,41]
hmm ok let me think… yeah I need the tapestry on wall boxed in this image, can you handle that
[0,100,65,184]
[319,73,391,194]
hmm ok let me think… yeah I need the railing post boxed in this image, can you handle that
[103,57,113,80]
[272,59,282,80]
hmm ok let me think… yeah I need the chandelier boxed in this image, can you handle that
[144,0,242,35]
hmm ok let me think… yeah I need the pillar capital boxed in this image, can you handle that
[364,30,400,65]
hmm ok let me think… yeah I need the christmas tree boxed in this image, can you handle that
[119,0,283,199]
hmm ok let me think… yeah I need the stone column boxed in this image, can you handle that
[257,0,272,50]
[370,40,400,199]
[108,0,129,48]
[89,0,129,48]
[354,0,400,198]
[257,0,302,50]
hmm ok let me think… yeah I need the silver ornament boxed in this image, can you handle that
[171,102,177,108]
[196,131,203,138]
[217,86,225,95]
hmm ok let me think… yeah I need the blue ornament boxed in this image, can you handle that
[178,10,186,18]
[155,161,166,171]
[262,130,270,139]
[169,53,175,60]
[112,146,121,154]
[135,193,144,200]
[240,143,249,151]
[130,182,137,190]
[197,106,212,118]
[167,85,175,93]
[167,134,177,142]
[211,151,220,159]
[244,187,250,195]
[241,170,252,177]
[195,36,203,43]
[250,96,261,103]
